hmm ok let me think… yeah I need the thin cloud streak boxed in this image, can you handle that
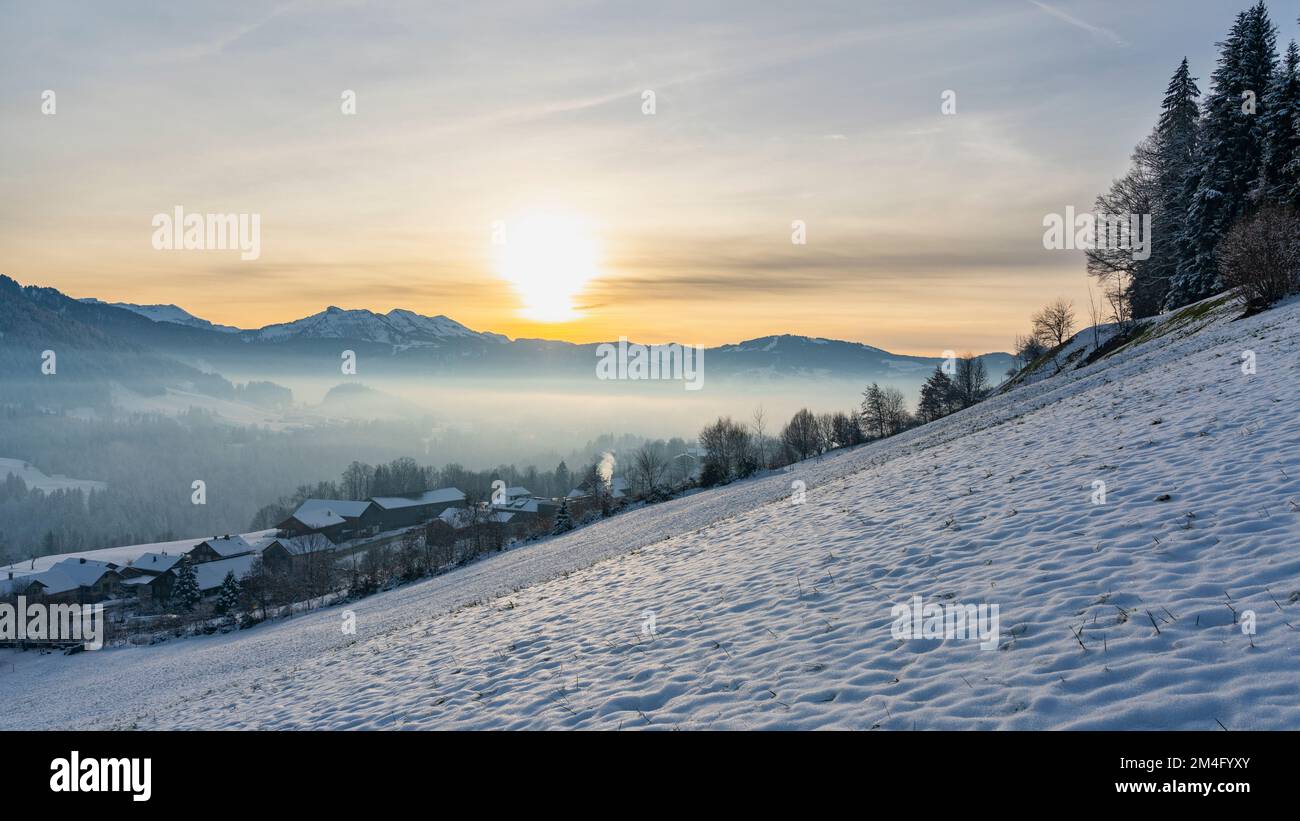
[1029,1,1127,46]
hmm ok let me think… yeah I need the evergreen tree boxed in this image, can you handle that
[551,499,574,535]
[554,460,571,495]
[215,571,241,616]
[170,561,201,613]
[1171,4,1278,307]
[917,367,955,423]
[1259,40,1300,205]
[1146,58,1201,315]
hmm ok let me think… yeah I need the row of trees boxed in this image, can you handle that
[696,355,997,486]
[1090,3,1300,317]
[916,357,989,423]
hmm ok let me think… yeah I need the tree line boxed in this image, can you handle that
[695,354,994,486]
[1089,3,1300,318]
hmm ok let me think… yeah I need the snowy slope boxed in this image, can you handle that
[2,295,1296,730]
[0,457,106,495]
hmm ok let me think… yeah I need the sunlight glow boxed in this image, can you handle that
[495,212,600,322]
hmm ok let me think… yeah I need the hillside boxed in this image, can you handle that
[0,457,106,495]
[2,294,1296,730]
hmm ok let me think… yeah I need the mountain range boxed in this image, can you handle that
[0,275,1014,410]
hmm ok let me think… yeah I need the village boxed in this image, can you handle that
[0,477,632,645]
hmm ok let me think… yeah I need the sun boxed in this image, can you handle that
[495,212,600,322]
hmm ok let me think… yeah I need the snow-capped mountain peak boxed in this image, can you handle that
[250,306,507,345]
[79,298,242,333]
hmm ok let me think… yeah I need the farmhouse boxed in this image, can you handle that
[260,535,336,573]
[119,552,184,578]
[193,554,259,595]
[187,535,258,563]
[22,558,122,604]
[567,477,629,500]
[120,571,173,604]
[277,499,382,542]
[369,488,465,529]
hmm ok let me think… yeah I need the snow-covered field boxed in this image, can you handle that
[2,295,1297,730]
[0,457,106,495]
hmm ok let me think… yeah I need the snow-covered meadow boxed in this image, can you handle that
[2,295,1297,730]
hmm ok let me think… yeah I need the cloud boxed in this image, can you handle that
[1029,1,1126,46]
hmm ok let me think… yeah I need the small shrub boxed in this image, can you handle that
[1218,206,1300,311]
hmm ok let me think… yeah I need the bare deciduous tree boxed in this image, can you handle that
[750,405,770,470]
[953,354,988,409]
[1032,298,1077,350]
[631,442,668,496]
[1218,206,1300,310]
[780,408,823,462]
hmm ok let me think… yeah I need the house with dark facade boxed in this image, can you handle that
[369,488,465,530]
[193,554,259,595]
[277,499,383,543]
[260,534,338,573]
[187,534,259,564]
[120,552,185,578]
[21,558,123,604]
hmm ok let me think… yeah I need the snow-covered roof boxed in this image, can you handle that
[127,552,184,573]
[437,507,473,528]
[192,554,258,591]
[504,486,531,499]
[27,568,81,594]
[494,497,554,514]
[44,558,119,589]
[295,498,374,520]
[270,536,336,557]
[370,488,465,509]
[289,509,346,529]
[196,535,257,559]
[25,558,120,594]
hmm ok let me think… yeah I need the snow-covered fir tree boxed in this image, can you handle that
[170,561,201,613]
[551,499,574,535]
[1146,57,1201,316]
[215,570,241,616]
[1170,4,1278,308]
[1258,39,1300,206]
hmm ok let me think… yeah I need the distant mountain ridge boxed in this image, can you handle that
[79,299,242,333]
[250,305,509,346]
[0,276,1014,392]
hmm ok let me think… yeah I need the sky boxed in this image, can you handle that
[1,1,1296,355]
